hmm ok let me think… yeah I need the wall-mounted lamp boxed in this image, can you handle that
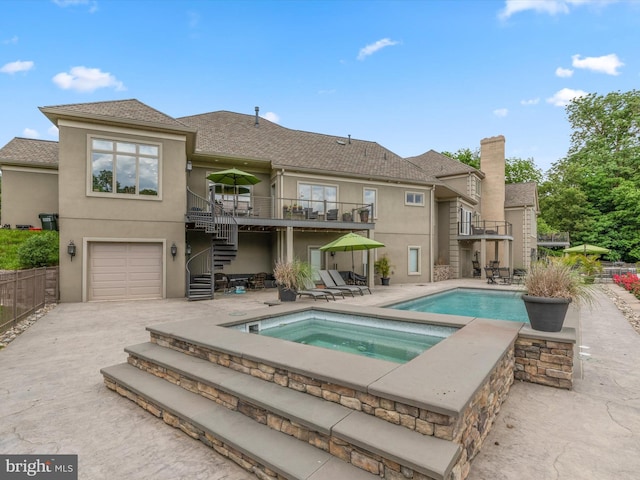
[186,244,192,256]
[67,241,76,261]
[330,251,335,257]
[186,160,193,174]
[171,243,177,260]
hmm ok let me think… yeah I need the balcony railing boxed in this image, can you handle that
[458,220,512,236]
[189,190,374,224]
[537,232,570,244]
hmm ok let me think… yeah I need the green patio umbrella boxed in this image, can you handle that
[563,244,610,255]
[320,232,385,272]
[206,168,261,186]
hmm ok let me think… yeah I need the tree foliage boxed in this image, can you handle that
[17,231,59,268]
[539,90,640,262]
[441,148,480,169]
[442,149,542,184]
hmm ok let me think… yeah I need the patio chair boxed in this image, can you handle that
[497,267,512,285]
[214,273,229,291]
[329,270,371,294]
[305,208,318,220]
[484,267,497,284]
[326,209,338,221]
[318,270,358,296]
[302,278,344,300]
[248,272,267,290]
[472,260,481,278]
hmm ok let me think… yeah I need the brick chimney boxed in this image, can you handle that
[480,135,506,223]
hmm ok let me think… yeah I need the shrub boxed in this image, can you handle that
[613,273,640,300]
[17,231,59,268]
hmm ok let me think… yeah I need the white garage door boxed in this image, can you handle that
[88,242,163,301]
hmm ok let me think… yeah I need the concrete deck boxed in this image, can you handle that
[1,279,639,479]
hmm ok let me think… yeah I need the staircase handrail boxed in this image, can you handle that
[185,248,213,298]
[187,187,237,239]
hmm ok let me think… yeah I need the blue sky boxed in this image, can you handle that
[1,0,639,173]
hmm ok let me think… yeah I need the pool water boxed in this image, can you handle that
[259,318,447,363]
[391,288,528,323]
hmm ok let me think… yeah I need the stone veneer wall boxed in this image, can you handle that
[514,337,574,389]
[149,332,517,480]
[433,265,453,282]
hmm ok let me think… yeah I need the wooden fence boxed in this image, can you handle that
[0,267,58,334]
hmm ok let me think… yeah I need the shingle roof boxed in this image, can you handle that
[406,150,480,178]
[505,182,538,208]
[39,99,192,131]
[178,111,436,184]
[0,137,58,168]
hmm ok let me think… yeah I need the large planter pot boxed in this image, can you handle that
[278,285,297,302]
[380,277,390,286]
[359,211,369,223]
[522,295,571,332]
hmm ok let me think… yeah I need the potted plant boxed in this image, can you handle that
[342,212,353,222]
[358,208,370,223]
[273,258,313,301]
[374,254,392,286]
[569,254,603,284]
[523,260,595,332]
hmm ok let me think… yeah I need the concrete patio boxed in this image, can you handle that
[1,280,639,479]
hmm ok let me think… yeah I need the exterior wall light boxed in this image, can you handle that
[67,241,76,260]
[171,243,178,259]
[186,244,192,256]
[186,160,193,174]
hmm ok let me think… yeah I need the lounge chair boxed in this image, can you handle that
[318,270,358,296]
[484,267,497,284]
[297,287,331,301]
[329,270,371,295]
[302,278,344,300]
[472,260,481,278]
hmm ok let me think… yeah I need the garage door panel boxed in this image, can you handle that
[89,242,163,301]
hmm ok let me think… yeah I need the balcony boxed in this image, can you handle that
[458,220,512,238]
[186,189,374,231]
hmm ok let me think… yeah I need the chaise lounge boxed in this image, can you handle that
[329,270,371,295]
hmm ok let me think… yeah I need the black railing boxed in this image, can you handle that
[459,220,512,236]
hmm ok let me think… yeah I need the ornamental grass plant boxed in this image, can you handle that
[524,259,596,307]
[273,258,313,291]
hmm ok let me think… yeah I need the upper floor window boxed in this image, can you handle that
[363,188,377,218]
[91,138,160,197]
[459,206,472,235]
[299,183,337,213]
[473,176,482,197]
[405,191,424,206]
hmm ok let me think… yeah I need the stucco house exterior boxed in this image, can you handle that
[0,99,538,302]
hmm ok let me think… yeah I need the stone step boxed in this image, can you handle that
[101,363,376,480]
[123,342,461,480]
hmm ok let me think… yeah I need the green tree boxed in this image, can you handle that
[539,90,640,262]
[505,157,543,184]
[441,148,480,169]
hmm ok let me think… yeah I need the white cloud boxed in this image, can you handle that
[53,0,98,12]
[493,108,509,117]
[520,98,540,105]
[263,112,280,123]
[22,128,39,139]
[2,36,18,45]
[52,66,125,92]
[546,87,589,106]
[48,125,59,138]
[499,0,616,19]
[571,53,624,75]
[0,60,34,74]
[357,38,400,61]
[556,67,574,77]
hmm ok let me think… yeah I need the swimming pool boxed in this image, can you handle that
[229,310,457,363]
[390,288,528,322]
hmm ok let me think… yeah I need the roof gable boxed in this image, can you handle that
[406,150,480,178]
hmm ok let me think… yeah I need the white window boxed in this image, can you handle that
[405,191,425,206]
[90,138,160,198]
[408,246,421,275]
[459,207,472,235]
[299,183,337,213]
[363,188,377,218]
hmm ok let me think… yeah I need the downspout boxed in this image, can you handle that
[430,186,434,283]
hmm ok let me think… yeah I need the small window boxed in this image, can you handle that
[405,192,424,206]
[363,188,377,218]
[474,176,482,197]
[408,246,421,275]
